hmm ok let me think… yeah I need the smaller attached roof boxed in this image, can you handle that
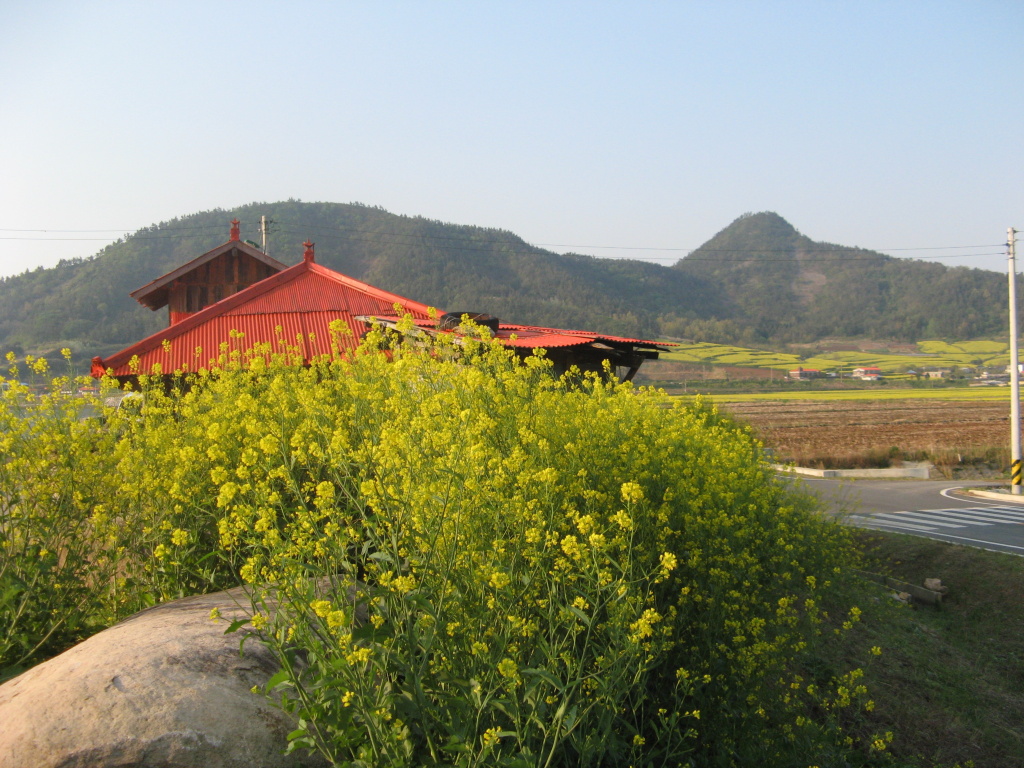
[368,316,671,354]
[129,225,287,311]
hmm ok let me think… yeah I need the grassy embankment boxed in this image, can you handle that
[843,529,1024,768]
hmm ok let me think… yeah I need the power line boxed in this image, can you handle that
[0,224,1002,254]
[0,223,1007,265]
[0,225,218,233]
[531,242,1004,253]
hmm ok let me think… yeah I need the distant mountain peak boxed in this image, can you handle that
[712,211,799,248]
[675,211,803,270]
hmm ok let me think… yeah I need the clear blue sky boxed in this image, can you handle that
[1,1,1021,279]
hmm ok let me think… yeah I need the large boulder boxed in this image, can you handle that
[0,586,327,768]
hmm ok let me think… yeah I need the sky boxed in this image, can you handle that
[1,1,1022,279]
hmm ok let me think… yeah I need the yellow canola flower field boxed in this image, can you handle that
[1,327,887,767]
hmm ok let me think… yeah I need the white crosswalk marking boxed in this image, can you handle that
[852,505,1024,533]
[973,506,1024,521]
[873,512,968,529]
[916,509,1014,524]
[848,515,940,533]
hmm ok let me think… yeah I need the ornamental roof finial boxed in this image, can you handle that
[303,240,315,262]
[229,218,240,241]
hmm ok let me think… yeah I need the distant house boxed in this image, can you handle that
[92,220,669,384]
[788,367,825,380]
[923,369,950,380]
[979,368,1009,382]
[852,366,883,381]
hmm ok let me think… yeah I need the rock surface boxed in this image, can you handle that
[0,586,327,768]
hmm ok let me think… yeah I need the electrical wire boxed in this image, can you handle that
[0,222,1009,265]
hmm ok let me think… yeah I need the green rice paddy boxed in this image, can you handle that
[659,339,1012,376]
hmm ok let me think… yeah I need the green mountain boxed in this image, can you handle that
[669,212,1008,345]
[0,204,1010,361]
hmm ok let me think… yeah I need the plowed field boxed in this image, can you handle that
[721,399,1009,468]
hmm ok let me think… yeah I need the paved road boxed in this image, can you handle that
[790,476,1024,557]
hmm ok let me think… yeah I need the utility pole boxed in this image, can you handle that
[1008,227,1021,493]
[259,215,273,256]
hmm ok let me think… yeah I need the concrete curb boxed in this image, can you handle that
[772,463,931,479]
[965,488,1024,504]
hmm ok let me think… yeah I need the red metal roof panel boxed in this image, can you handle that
[94,258,435,377]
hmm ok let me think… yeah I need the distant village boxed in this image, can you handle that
[787,365,1020,385]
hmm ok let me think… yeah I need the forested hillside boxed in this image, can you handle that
[669,212,1008,345]
[0,203,1011,360]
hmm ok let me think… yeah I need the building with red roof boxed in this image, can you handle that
[91,221,669,383]
[852,366,883,381]
[788,367,825,380]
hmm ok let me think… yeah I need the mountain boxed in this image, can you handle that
[669,212,1008,345]
[0,204,1010,361]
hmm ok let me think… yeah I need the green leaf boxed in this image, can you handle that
[223,618,248,635]
[265,669,291,691]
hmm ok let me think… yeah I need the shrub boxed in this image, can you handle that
[0,353,124,675]
[196,327,874,766]
[2,330,882,764]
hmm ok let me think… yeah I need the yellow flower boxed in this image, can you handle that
[629,608,662,642]
[392,574,417,593]
[560,535,582,559]
[620,482,644,504]
[310,600,332,618]
[346,646,372,665]
[481,727,502,748]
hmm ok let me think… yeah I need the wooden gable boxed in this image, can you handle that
[129,219,287,326]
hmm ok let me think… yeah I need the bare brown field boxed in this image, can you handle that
[721,398,1011,474]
